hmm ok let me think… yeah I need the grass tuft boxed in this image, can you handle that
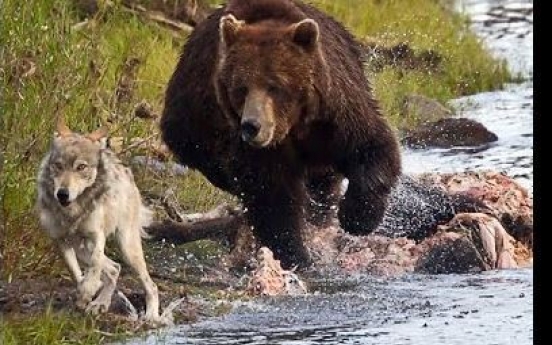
[0,306,106,345]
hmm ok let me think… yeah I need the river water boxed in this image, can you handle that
[403,0,533,192]
[121,1,534,344]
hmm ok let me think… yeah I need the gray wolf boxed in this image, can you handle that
[36,118,165,325]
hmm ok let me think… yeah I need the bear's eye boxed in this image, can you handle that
[233,86,248,101]
[267,84,281,94]
[267,83,287,98]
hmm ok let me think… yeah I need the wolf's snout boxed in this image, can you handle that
[56,188,71,206]
[241,119,261,142]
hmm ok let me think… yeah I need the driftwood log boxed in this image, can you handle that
[147,203,245,244]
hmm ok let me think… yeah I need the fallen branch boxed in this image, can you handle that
[121,3,193,33]
[118,134,158,155]
[147,205,245,243]
[72,1,195,33]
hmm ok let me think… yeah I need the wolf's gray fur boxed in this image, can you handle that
[36,119,167,325]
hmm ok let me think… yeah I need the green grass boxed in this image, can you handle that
[1,0,514,343]
[0,307,107,345]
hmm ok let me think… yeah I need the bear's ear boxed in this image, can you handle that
[220,14,245,48]
[289,19,319,51]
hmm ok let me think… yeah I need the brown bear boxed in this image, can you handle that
[160,0,402,269]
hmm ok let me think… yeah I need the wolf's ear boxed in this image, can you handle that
[55,116,73,138]
[289,19,320,52]
[220,14,245,48]
[87,126,109,147]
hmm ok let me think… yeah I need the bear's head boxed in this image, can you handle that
[215,13,325,148]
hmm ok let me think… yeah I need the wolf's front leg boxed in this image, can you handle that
[117,227,163,325]
[58,241,83,284]
[86,257,121,315]
[76,231,106,310]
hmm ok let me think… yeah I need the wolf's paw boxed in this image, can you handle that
[85,299,111,315]
[75,296,90,311]
[142,297,185,328]
[85,293,113,315]
[143,313,173,328]
[77,278,102,303]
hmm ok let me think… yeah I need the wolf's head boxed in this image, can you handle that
[46,118,108,207]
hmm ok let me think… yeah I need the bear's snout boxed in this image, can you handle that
[241,119,262,142]
[240,89,276,147]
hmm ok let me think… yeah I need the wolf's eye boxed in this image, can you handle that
[52,162,63,171]
[76,163,87,171]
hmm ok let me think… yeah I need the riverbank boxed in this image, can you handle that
[0,0,520,344]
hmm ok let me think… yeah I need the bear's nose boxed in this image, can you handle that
[56,188,71,206]
[241,119,261,142]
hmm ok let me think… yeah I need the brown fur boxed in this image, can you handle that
[161,0,401,268]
